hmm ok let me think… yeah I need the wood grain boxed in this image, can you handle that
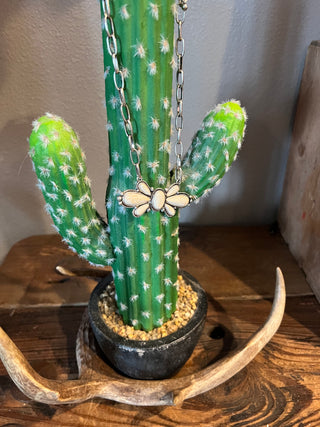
[0,228,318,425]
[0,227,311,307]
[180,225,311,298]
[0,269,285,406]
[0,234,109,307]
[0,296,319,426]
[279,41,320,303]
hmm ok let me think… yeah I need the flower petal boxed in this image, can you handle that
[164,203,176,217]
[137,180,152,196]
[133,203,150,217]
[166,183,180,197]
[166,193,190,208]
[122,191,150,207]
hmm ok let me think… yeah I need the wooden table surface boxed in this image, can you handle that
[0,226,319,426]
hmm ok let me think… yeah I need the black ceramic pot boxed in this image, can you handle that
[88,271,207,380]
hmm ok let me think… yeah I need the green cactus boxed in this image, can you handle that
[29,114,114,266]
[28,0,246,332]
[180,102,247,198]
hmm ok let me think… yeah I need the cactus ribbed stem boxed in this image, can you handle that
[102,0,177,330]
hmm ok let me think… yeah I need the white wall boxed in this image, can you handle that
[1,0,320,262]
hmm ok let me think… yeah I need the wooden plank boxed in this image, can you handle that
[279,41,320,302]
[0,296,319,426]
[0,234,109,307]
[0,227,311,307]
[180,225,312,298]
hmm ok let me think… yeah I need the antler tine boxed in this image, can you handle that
[172,267,286,404]
[0,326,99,404]
[0,268,286,406]
[0,325,176,405]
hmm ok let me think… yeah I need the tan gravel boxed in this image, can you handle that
[98,275,198,341]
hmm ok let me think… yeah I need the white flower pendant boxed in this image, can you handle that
[118,180,192,217]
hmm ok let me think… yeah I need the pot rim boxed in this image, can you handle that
[88,270,208,350]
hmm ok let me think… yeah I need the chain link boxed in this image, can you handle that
[174,1,187,183]
[102,0,187,184]
[102,0,142,180]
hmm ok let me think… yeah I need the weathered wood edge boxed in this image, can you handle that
[279,41,320,302]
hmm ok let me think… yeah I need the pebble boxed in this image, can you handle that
[98,275,198,341]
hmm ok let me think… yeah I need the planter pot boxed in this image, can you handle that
[88,271,208,380]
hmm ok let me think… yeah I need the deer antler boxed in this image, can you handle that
[0,268,285,406]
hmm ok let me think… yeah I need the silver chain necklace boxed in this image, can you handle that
[102,0,192,218]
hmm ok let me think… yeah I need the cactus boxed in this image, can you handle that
[29,114,114,266]
[180,103,247,198]
[28,0,246,331]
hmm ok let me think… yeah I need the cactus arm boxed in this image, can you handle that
[180,100,247,200]
[29,114,114,267]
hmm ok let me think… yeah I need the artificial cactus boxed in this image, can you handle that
[180,102,247,198]
[28,0,246,332]
[29,114,114,266]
